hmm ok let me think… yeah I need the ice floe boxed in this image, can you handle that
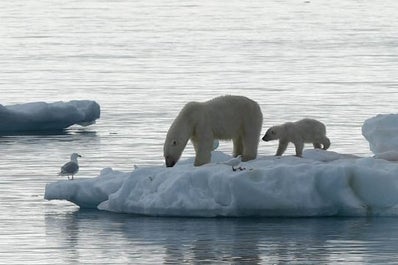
[0,100,100,133]
[44,114,398,217]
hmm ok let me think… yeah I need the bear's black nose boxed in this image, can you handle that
[165,158,176,167]
[262,136,269,141]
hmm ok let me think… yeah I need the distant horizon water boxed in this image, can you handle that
[1,0,398,263]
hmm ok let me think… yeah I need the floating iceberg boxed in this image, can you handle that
[45,168,129,209]
[45,150,398,217]
[0,100,100,133]
[45,114,398,217]
[362,114,398,161]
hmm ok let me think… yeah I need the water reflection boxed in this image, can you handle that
[0,129,71,137]
[0,128,98,142]
[44,210,398,264]
[0,129,100,158]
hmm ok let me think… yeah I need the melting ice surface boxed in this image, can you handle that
[0,100,100,133]
[45,114,398,217]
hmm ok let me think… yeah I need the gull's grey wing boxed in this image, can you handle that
[60,161,79,174]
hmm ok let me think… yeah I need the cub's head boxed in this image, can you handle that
[262,126,281,142]
[163,137,188,167]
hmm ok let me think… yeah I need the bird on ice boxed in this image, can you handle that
[58,153,82,180]
[219,155,244,171]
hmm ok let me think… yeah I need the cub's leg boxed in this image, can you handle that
[276,140,289,156]
[294,141,304,157]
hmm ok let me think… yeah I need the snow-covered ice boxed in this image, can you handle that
[0,100,100,133]
[362,114,398,160]
[45,150,398,217]
[45,114,398,217]
[46,168,129,209]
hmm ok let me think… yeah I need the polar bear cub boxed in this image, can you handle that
[262,118,330,157]
[164,95,263,167]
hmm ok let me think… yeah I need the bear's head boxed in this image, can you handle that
[262,126,280,142]
[163,103,196,167]
[163,137,189,167]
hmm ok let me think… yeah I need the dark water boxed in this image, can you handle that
[1,0,398,263]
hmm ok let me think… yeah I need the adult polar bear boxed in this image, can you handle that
[164,95,263,167]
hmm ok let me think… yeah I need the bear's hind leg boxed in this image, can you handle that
[294,141,304,157]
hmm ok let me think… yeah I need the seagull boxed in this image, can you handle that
[220,155,242,171]
[58,153,82,180]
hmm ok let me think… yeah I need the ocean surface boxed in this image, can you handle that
[1,0,398,263]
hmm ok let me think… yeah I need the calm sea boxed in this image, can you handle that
[1,0,398,264]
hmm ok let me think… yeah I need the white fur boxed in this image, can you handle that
[262,118,330,157]
[164,95,263,167]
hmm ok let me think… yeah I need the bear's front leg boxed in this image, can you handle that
[192,136,213,166]
[194,148,212,166]
[276,140,288,156]
[241,134,258,161]
[233,137,243,157]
